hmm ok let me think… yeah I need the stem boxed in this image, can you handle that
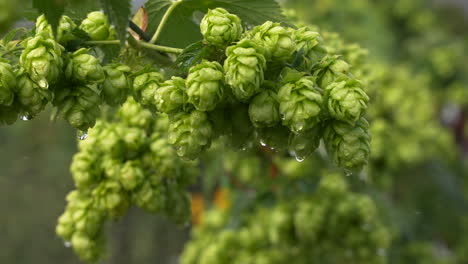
[150,0,182,44]
[84,40,183,54]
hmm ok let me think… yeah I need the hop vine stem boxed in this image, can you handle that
[150,0,182,44]
[84,40,183,54]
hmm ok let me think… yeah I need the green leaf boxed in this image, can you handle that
[32,0,65,34]
[99,0,131,43]
[174,41,219,74]
[146,0,286,48]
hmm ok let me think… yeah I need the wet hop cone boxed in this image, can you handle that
[201,8,243,46]
[246,21,296,61]
[133,71,165,108]
[323,118,371,171]
[65,48,105,84]
[154,76,188,114]
[168,110,213,160]
[79,11,115,40]
[278,68,323,133]
[288,126,322,161]
[20,34,63,88]
[325,76,369,124]
[0,61,16,106]
[224,39,266,101]
[101,64,132,106]
[248,87,280,127]
[16,69,51,117]
[186,60,224,111]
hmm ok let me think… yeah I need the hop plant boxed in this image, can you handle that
[101,64,132,106]
[20,34,63,88]
[325,77,369,124]
[248,88,280,127]
[278,69,323,133]
[154,76,188,114]
[201,8,243,46]
[246,21,296,60]
[133,71,165,108]
[323,118,371,171]
[224,39,266,101]
[16,69,51,117]
[79,11,115,40]
[168,110,213,159]
[0,61,16,106]
[186,60,224,111]
[65,48,105,84]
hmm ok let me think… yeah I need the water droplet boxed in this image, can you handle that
[64,241,71,247]
[38,79,49,89]
[78,131,88,140]
[260,139,267,147]
[294,153,305,162]
[345,170,353,177]
[21,115,30,121]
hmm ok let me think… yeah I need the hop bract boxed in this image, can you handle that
[133,71,165,108]
[278,69,323,133]
[186,60,224,111]
[323,118,371,171]
[248,88,280,127]
[101,64,132,106]
[79,11,115,40]
[224,39,266,101]
[155,76,188,114]
[65,48,105,84]
[0,61,16,106]
[20,34,63,88]
[325,77,369,124]
[246,21,296,60]
[200,8,243,46]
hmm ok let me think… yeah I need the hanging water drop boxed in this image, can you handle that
[345,170,353,177]
[295,154,305,162]
[64,241,71,247]
[260,139,267,147]
[78,131,88,140]
[21,115,30,121]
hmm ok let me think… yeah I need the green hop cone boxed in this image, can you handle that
[200,8,243,46]
[246,21,296,60]
[168,110,213,159]
[248,88,280,127]
[71,232,104,262]
[20,34,63,88]
[133,181,167,213]
[293,27,327,70]
[323,118,371,171]
[133,71,165,108]
[154,76,188,113]
[224,39,266,101]
[101,64,132,106]
[16,69,51,116]
[71,151,100,189]
[65,48,105,84]
[278,69,323,133]
[316,56,350,89]
[186,60,224,111]
[325,77,369,124]
[119,160,145,190]
[92,180,129,218]
[35,15,77,43]
[79,11,115,40]
[0,61,16,106]
[288,127,322,161]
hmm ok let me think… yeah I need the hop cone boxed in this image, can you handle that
[20,34,63,88]
[168,110,213,159]
[200,8,243,46]
[79,11,115,40]
[65,48,105,84]
[133,181,167,213]
[316,56,350,89]
[35,15,77,44]
[101,64,132,106]
[294,27,327,69]
[246,21,296,60]
[154,76,187,113]
[278,69,323,133]
[71,151,100,189]
[325,77,369,124]
[0,61,16,106]
[92,180,129,218]
[248,88,280,127]
[16,69,51,116]
[323,118,371,171]
[224,39,266,101]
[186,60,224,111]
[133,71,165,108]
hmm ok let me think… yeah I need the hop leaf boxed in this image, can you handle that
[248,88,280,127]
[278,69,323,133]
[200,8,243,47]
[224,39,266,101]
[133,71,165,108]
[101,64,132,106]
[65,48,105,84]
[325,77,369,124]
[154,76,188,113]
[186,60,224,111]
[0,61,16,106]
[323,118,371,171]
[246,21,296,61]
[168,110,213,159]
[79,11,115,41]
[20,34,63,88]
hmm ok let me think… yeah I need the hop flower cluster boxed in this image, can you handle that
[56,98,196,262]
[181,173,391,264]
